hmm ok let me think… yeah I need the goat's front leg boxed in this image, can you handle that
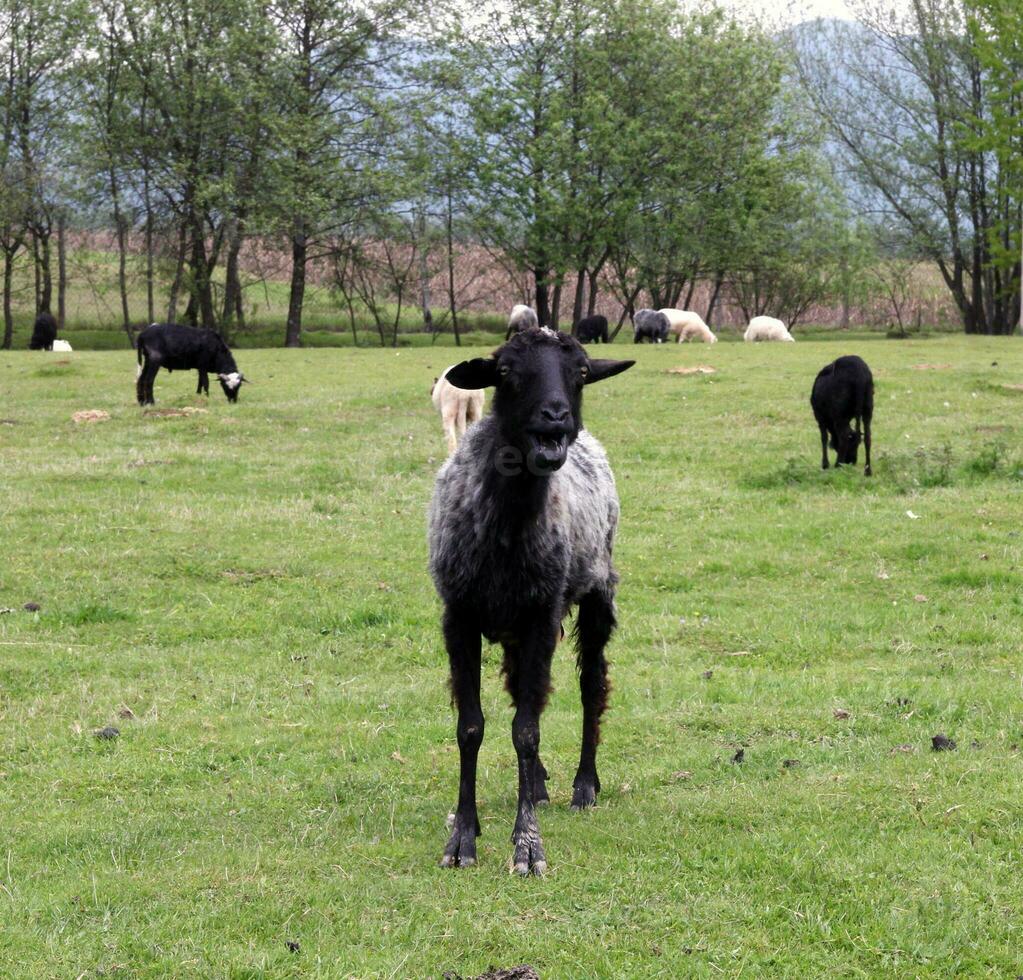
[508,623,556,875]
[197,370,209,396]
[440,608,484,869]
[818,424,830,470]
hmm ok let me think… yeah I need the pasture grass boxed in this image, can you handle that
[1,336,1022,977]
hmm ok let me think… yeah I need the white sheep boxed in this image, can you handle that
[744,316,794,342]
[659,309,717,344]
[431,365,485,454]
[52,338,73,352]
[505,304,539,339]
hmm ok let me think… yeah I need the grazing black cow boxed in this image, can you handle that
[575,314,609,344]
[811,355,874,476]
[136,322,245,406]
[29,312,58,350]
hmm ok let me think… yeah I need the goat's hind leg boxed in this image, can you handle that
[572,586,615,810]
[441,608,484,868]
[138,363,159,406]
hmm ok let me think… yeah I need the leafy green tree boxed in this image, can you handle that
[967,0,1023,332]
[795,0,1019,334]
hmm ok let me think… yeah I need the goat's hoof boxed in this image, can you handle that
[864,466,873,477]
[570,782,598,810]
[512,858,546,876]
[510,847,546,877]
[441,817,478,868]
[511,820,546,876]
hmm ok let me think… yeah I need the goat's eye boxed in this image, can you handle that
[499,365,510,378]
[580,365,589,379]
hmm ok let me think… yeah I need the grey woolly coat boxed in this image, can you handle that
[428,415,620,638]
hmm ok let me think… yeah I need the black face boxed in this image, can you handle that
[445,329,634,475]
[837,428,861,464]
[219,377,240,402]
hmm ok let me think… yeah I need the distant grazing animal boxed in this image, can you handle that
[432,365,485,454]
[29,312,58,350]
[135,322,245,406]
[811,355,874,476]
[660,309,717,344]
[52,339,73,352]
[744,315,794,342]
[505,304,540,340]
[633,308,669,343]
[429,327,634,875]
[575,314,609,344]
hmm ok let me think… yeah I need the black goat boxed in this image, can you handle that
[136,322,245,406]
[574,314,608,344]
[429,327,634,875]
[811,355,874,475]
[29,312,58,350]
[632,308,668,343]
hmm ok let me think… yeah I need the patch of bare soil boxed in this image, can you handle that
[909,363,953,371]
[444,968,540,980]
[668,365,717,375]
[72,410,110,424]
[144,406,209,417]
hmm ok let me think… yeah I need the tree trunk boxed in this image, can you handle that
[570,268,586,331]
[706,270,725,325]
[167,219,188,323]
[57,215,66,331]
[608,286,641,342]
[417,210,432,331]
[285,229,306,347]
[550,280,562,331]
[32,233,42,311]
[38,229,52,313]
[534,270,551,327]
[586,264,601,316]
[446,190,460,347]
[2,251,13,349]
[188,211,216,331]
[110,168,132,339]
[221,216,244,336]
[144,184,154,325]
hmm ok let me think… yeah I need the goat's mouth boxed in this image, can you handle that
[526,431,570,473]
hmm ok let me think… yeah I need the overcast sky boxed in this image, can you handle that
[723,0,855,26]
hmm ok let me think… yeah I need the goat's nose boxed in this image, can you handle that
[541,405,570,424]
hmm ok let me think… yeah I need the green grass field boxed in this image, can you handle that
[2,336,1023,977]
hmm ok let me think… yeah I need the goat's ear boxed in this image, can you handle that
[585,359,635,384]
[445,358,498,390]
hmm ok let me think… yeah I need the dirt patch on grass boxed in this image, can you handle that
[72,410,110,424]
[127,458,173,469]
[144,406,209,417]
[444,968,540,980]
[909,363,953,371]
[1001,383,1023,393]
[668,365,717,375]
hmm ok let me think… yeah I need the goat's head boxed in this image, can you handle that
[832,426,861,464]
[218,371,245,402]
[445,327,633,474]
